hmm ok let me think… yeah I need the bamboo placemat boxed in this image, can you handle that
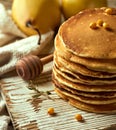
[0,62,116,130]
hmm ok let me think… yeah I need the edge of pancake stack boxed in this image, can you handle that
[52,7,116,113]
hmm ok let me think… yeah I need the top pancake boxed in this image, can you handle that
[58,7,116,59]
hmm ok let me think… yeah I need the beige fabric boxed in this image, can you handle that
[0,4,26,38]
[0,115,10,130]
[0,3,54,130]
[0,3,54,76]
[0,94,11,130]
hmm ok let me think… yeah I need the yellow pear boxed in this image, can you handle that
[12,0,61,36]
[61,0,107,19]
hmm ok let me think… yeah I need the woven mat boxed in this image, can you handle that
[1,62,116,130]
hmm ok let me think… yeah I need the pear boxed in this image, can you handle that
[12,0,61,36]
[61,0,107,19]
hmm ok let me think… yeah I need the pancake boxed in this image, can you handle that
[54,51,116,78]
[58,7,116,59]
[53,78,116,99]
[54,57,116,85]
[53,7,116,113]
[55,35,116,73]
[55,86,116,105]
[55,88,116,113]
[53,69,116,92]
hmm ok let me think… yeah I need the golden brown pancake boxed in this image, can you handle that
[53,78,116,99]
[55,35,116,73]
[54,57,116,85]
[53,69,116,92]
[58,7,116,59]
[54,51,116,78]
[55,88,116,113]
[53,7,116,113]
[55,86,116,105]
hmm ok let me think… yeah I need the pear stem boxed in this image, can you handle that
[26,20,41,45]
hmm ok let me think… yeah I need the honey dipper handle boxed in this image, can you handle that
[41,54,53,65]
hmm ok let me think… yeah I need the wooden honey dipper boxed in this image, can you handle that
[16,54,53,80]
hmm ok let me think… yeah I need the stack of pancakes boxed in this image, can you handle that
[52,7,116,113]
